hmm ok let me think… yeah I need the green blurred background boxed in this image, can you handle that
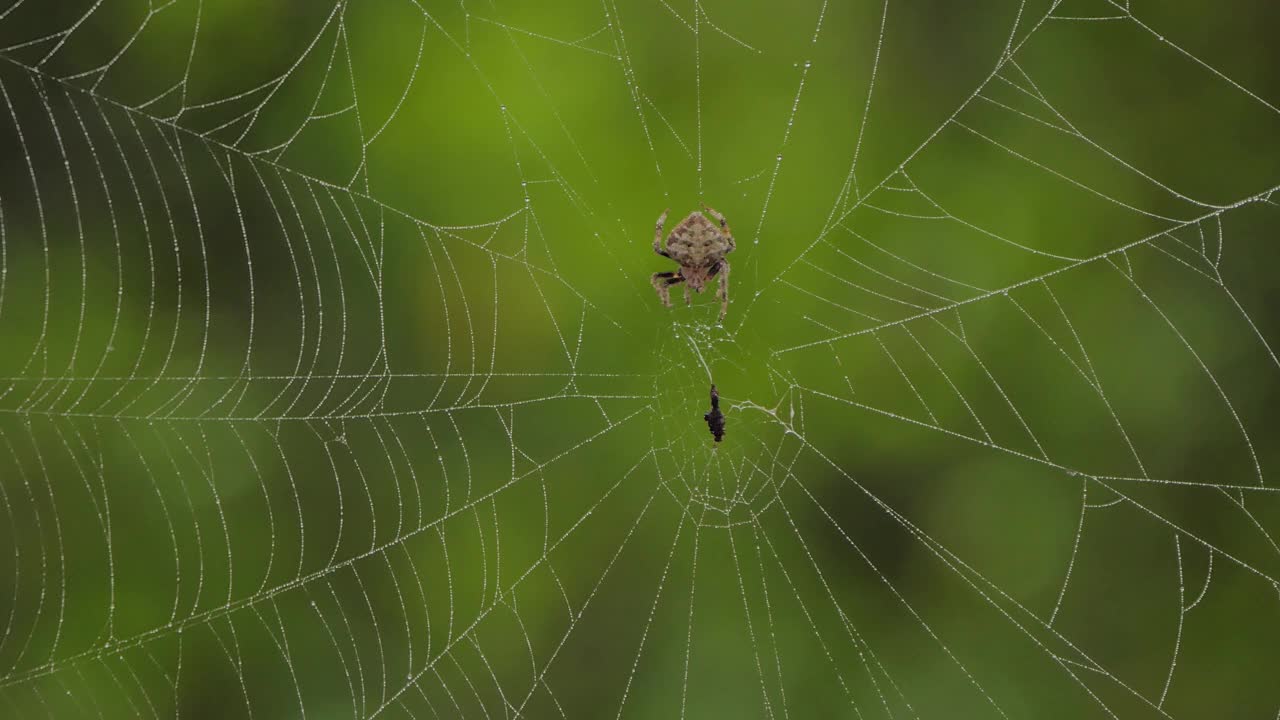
[1,0,1279,717]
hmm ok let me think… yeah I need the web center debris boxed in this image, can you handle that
[704,384,726,443]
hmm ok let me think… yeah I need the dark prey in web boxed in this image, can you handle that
[704,384,726,443]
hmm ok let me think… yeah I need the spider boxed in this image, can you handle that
[650,204,735,321]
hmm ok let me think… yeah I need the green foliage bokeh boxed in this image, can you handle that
[1,1,1279,717]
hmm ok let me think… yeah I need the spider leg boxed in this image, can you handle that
[651,271,682,307]
[702,204,735,251]
[653,208,671,258]
[683,283,692,306]
[715,259,730,322]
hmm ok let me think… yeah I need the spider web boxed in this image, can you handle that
[1,0,1279,717]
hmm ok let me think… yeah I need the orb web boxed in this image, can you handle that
[0,0,1279,717]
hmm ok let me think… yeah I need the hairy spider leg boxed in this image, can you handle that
[653,208,671,258]
[702,204,735,251]
[650,270,683,307]
[714,260,730,321]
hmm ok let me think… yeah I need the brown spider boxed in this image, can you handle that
[650,205,735,321]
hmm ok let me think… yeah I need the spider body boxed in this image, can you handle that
[651,205,734,321]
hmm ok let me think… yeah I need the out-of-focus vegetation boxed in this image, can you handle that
[1,1,1279,717]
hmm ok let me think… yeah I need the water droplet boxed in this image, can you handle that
[521,181,527,187]
[776,154,783,161]
[499,105,506,111]
[804,61,812,68]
